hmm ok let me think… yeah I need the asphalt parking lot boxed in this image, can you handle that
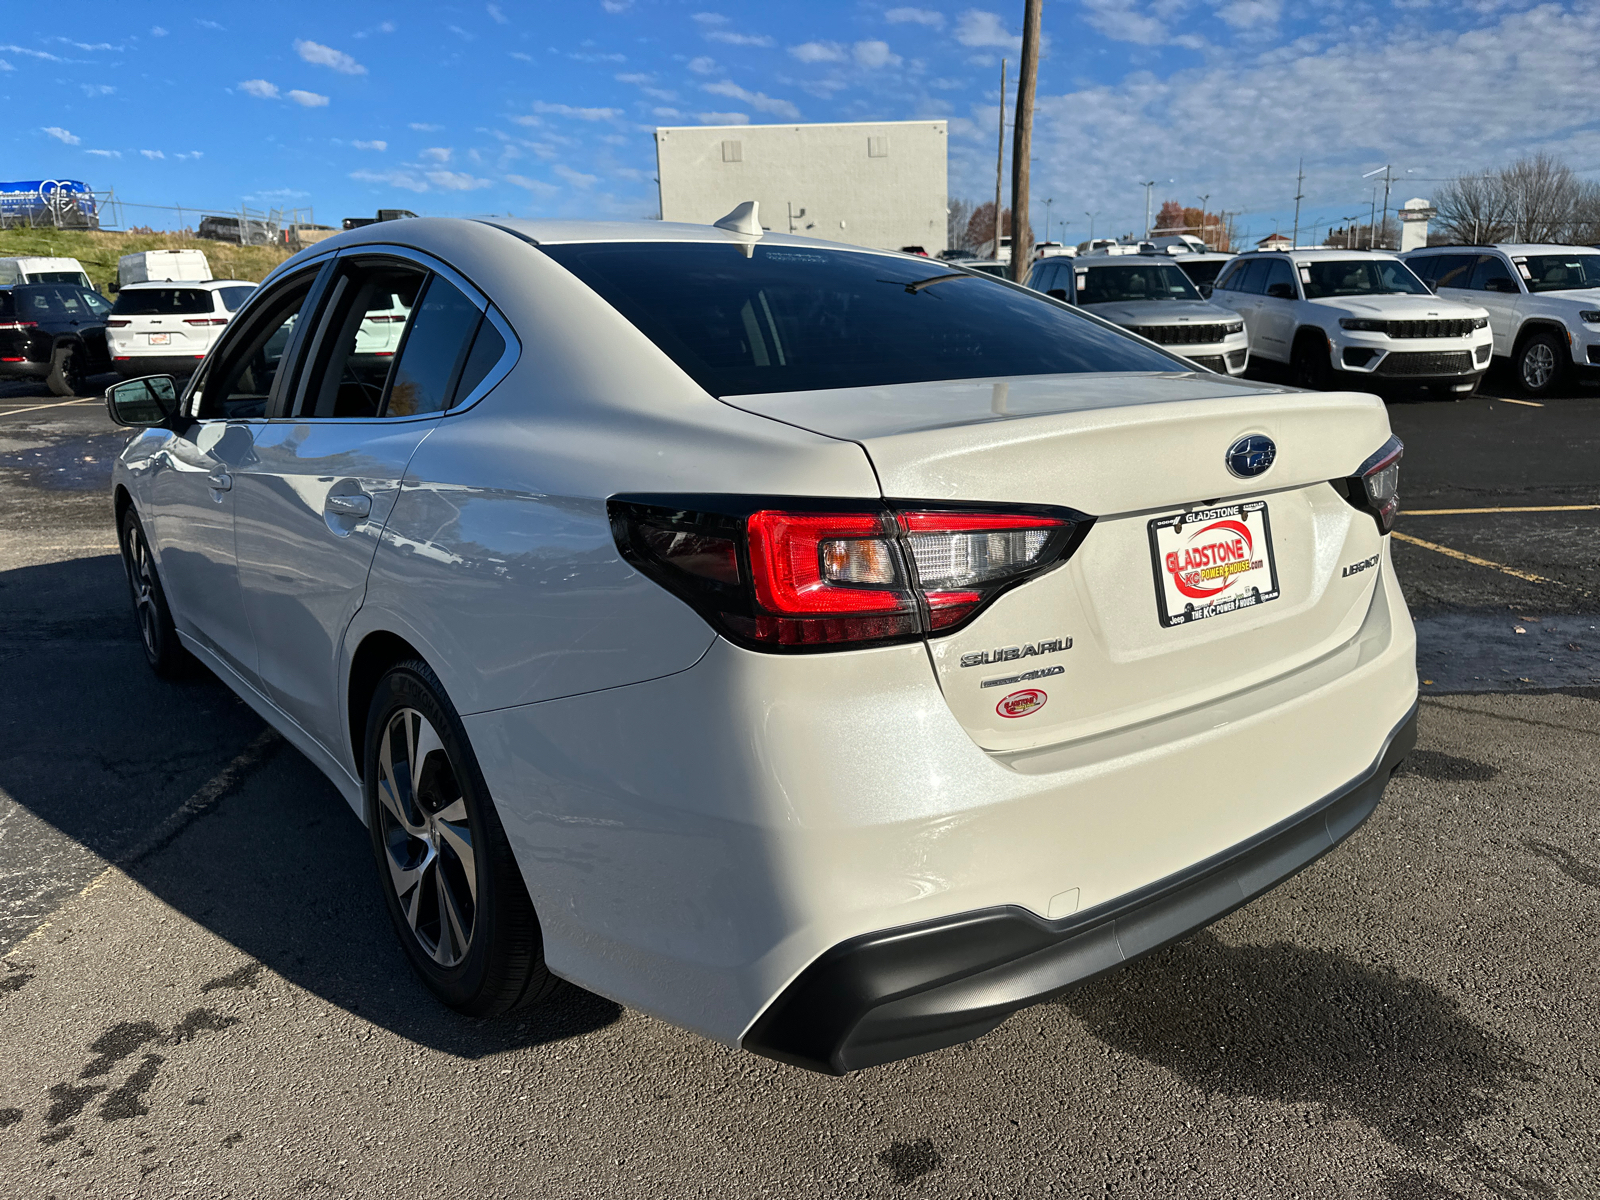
[1,369,1597,1199]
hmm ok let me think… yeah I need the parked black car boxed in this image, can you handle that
[0,283,115,395]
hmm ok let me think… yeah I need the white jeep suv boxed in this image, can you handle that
[1211,250,1492,395]
[1403,244,1600,397]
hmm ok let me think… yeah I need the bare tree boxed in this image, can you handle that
[1435,153,1599,244]
[947,199,976,254]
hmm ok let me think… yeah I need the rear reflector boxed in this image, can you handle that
[183,318,228,326]
[612,496,1092,652]
[106,319,131,328]
[1339,436,1403,533]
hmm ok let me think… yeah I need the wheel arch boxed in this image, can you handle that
[1513,319,1569,353]
[113,483,134,528]
[1292,325,1332,354]
[346,630,428,782]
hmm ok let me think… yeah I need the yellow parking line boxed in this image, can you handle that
[1403,505,1600,516]
[0,398,97,417]
[1390,530,1591,595]
[1495,397,1544,407]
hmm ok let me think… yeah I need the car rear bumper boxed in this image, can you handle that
[113,354,206,377]
[742,701,1416,1073]
[0,361,50,381]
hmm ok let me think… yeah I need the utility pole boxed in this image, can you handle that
[1290,158,1305,249]
[1045,197,1053,245]
[1009,0,1041,281]
[1368,188,1378,249]
[1380,165,1394,249]
[993,58,1006,261]
[1140,180,1158,240]
[1084,211,1098,243]
[1196,193,1210,245]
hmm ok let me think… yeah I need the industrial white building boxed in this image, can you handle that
[654,120,948,255]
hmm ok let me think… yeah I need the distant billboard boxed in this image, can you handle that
[0,179,99,228]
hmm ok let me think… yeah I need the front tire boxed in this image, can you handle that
[365,660,557,1017]
[119,507,188,678]
[46,342,87,397]
[1515,331,1566,397]
[1290,336,1332,390]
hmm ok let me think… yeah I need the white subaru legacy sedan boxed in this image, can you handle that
[106,214,1417,1075]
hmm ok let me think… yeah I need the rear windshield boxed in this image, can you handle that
[1301,259,1429,299]
[112,288,215,316]
[536,241,1181,396]
[217,285,257,312]
[1078,262,1202,304]
[1520,254,1600,293]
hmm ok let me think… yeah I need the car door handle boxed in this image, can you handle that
[207,471,232,491]
[325,492,372,518]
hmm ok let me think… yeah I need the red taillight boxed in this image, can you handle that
[612,497,1092,652]
[183,317,228,326]
[1342,436,1403,533]
[1,356,25,362]
[0,321,38,331]
[105,319,131,328]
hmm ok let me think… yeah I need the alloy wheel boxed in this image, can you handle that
[375,708,478,968]
[1521,342,1556,391]
[125,524,160,659]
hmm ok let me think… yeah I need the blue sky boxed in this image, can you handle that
[5,1,1598,247]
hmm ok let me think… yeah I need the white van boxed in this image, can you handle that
[117,249,213,287]
[0,256,94,290]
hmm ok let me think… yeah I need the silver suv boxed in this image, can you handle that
[1402,244,1600,397]
[1210,250,1492,395]
[1027,254,1248,375]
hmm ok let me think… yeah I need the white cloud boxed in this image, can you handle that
[81,83,115,96]
[886,7,945,27]
[701,79,800,119]
[42,126,80,144]
[510,51,533,61]
[294,39,366,74]
[176,151,204,159]
[616,71,652,84]
[86,148,120,157]
[532,100,623,120]
[427,170,491,190]
[239,78,279,99]
[853,40,901,68]
[421,146,452,162]
[507,173,558,195]
[698,111,749,125]
[150,26,168,36]
[288,89,330,107]
[602,0,633,10]
[653,106,684,118]
[140,149,165,159]
[1215,0,1283,30]
[0,60,11,71]
[688,56,718,74]
[954,10,1019,49]
[410,122,443,131]
[350,168,429,192]
[354,139,387,150]
[790,41,846,62]
[554,164,599,188]
[693,12,775,46]
[0,43,63,60]
[1080,0,1165,45]
[487,3,508,23]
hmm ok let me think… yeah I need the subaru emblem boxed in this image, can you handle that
[1226,434,1276,478]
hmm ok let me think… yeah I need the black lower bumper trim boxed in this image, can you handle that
[743,704,1418,1075]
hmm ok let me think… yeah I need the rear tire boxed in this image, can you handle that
[1290,336,1332,390]
[365,659,558,1017]
[1514,331,1566,397]
[46,342,87,397]
[119,508,188,678]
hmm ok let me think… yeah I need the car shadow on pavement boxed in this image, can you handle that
[0,554,621,1058]
[1061,930,1533,1156]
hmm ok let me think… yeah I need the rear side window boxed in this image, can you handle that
[0,292,14,319]
[112,288,215,316]
[453,317,507,402]
[385,276,482,417]
[298,262,426,418]
[538,242,1180,396]
[218,285,257,312]
[1434,255,1474,289]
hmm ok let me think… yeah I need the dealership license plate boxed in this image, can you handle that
[147,333,170,345]
[1148,501,1280,628]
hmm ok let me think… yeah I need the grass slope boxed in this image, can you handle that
[0,229,293,291]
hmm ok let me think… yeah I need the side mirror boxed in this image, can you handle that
[105,375,179,427]
[1197,283,1214,299]
[1487,277,1519,294]
[1266,282,1296,300]
[1046,288,1068,301]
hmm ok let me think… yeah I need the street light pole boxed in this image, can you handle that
[1045,197,1053,244]
[1084,211,1098,243]
[1140,180,1157,240]
[1196,192,1210,246]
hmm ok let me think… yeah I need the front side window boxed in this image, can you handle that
[1468,255,1520,293]
[1300,259,1429,299]
[538,241,1181,396]
[1521,253,1600,293]
[1260,259,1298,299]
[193,269,320,420]
[111,288,215,316]
[1078,263,1202,304]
